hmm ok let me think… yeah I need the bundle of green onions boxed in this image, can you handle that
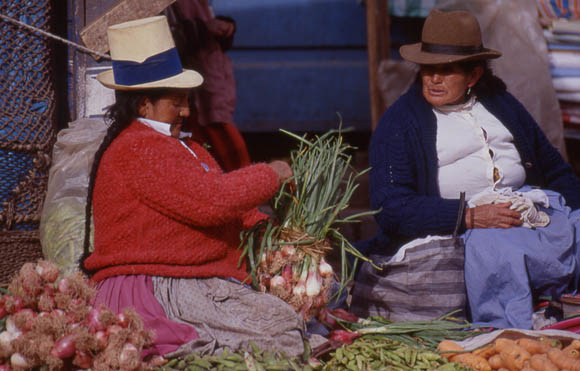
[328,311,480,348]
[239,127,377,322]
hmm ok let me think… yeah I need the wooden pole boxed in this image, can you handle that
[365,0,390,131]
[378,0,391,62]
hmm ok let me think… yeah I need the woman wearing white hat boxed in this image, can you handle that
[80,16,305,359]
[353,9,580,329]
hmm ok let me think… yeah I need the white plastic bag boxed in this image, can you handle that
[39,118,108,274]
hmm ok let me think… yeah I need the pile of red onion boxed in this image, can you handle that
[256,230,334,322]
[0,260,158,370]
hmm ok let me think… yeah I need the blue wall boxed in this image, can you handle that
[212,0,371,132]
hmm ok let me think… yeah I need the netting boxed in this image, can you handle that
[0,0,56,283]
[0,0,55,231]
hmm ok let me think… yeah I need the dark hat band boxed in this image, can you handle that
[112,47,182,86]
[421,42,484,56]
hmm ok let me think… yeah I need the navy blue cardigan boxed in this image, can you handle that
[367,84,580,256]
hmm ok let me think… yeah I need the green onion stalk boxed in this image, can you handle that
[239,127,378,322]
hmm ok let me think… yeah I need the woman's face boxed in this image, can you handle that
[420,63,483,107]
[140,90,190,138]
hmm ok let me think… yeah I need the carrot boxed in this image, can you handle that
[564,340,580,359]
[437,339,464,360]
[565,349,580,360]
[473,343,497,359]
[495,338,532,371]
[488,354,505,370]
[530,353,559,371]
[451,353,492,371]
[495,338,517,348]
[516,338,552,355]
[565,340,580,350]
[540,336,563,350]
[547,348,580,371]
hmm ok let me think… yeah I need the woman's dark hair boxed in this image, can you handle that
[457,60,507,98]
[79,88,170,275]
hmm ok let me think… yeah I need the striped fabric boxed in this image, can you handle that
[350,238,466,322]
[537,0,580,20]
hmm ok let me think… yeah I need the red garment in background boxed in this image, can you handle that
[169,0,251,172]
[189,122,251,172]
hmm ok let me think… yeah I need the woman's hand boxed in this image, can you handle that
[268,160,293,186]
[206,18,235,38]
[465,202,523,229]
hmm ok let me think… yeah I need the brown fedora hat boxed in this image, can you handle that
[400,9,501,65]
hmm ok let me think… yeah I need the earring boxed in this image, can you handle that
[467,87,472,96]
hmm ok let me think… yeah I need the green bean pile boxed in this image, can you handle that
[322,337,470,370]
[156,346,312,371]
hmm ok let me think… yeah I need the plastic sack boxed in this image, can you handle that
[350,236,466,322]
[39,118,108,274]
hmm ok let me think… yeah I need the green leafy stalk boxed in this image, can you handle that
[240,125,378,291]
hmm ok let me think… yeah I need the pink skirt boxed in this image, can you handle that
[93,275,199,358]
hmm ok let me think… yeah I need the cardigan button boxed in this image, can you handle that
[524,162,533,169]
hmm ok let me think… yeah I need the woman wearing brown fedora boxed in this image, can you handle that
[79,16,306,360]
[355,9,580,329]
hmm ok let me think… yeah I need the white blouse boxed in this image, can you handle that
[435,96,526,201]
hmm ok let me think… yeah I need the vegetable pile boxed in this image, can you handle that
[239,128,376,322]
[156,342,319,371]
[438,336,580,370]
[316,311,479,370]
[156,311,481,370]
[0,260,159,370]
[322,337,469,370]
[325,311,478,349]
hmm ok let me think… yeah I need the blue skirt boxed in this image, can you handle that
[463,186,580,329]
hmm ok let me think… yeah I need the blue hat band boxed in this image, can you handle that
[112,47,183,86]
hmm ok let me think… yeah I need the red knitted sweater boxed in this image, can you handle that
[84,121,279,282]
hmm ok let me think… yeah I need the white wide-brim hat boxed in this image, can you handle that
[97,16,203,90]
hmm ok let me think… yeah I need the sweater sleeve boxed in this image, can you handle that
[242,208,269,229]
[113,132,280,227]
[369,108,462,240]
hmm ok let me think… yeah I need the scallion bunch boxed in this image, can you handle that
[239,127,377,321]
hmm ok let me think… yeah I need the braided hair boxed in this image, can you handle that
[79,89,170,275]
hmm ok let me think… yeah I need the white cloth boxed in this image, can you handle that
[558,92,580,102]
[549,50,580,69]
[138,117,191,138]
[553,77,580,92]
[389,235,452,263]
[469,188,551,229]
[435,96,526,201]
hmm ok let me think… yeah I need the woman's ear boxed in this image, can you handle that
[138,97,151,118]
[468,65,484,88]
